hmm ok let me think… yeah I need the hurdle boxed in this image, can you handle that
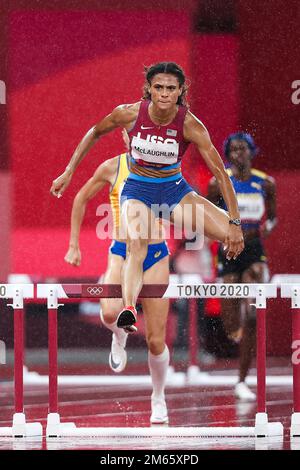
[280,284,300,437]
[0,284,43,437]
[37,282,283,438]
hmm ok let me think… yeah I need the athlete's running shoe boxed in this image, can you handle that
[109,331,128,373]
[235,382,256,401]
[117,306,138,333]
[150,395,169,424]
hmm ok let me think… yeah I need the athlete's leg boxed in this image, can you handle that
[142,256,170,424]
[239,262,266,384]
[171,192,229,244]
[220,271,256,399]
[100,253,128,373]
[142,256,169,355]
[118,199,155,330]
[100,253,124,324]
[221,273,243,343]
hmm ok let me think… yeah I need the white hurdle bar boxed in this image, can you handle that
[36,282,283,438]
[0,284,43,437]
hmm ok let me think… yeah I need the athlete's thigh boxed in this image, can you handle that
[241,262,266,283]
[100,253,124,314]
[241,263,266,319]
[170,191,201,240]
[141,256,170,338]
[121,199,156,241]
[196,193,229,242]
[171,192,229,243]
[223,272,241,284]
[220,272,241,327]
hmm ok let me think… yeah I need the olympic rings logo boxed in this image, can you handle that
[87,286,104,296]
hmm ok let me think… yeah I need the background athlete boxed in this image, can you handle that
[64,138,170,424]
[50,61,244,333]
[207,132,277,400]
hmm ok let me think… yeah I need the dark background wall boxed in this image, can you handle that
[8,2,192,277]
[0,1,10,281]
[2,0,298,277]
[238,0,300,275]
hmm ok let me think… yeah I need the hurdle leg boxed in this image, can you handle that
[291,308,300,437]
[46,307,61,437]
[11,306,27,437]
[45,291,76,437]
[186,298,200,381]
[254,306,268,436]
[254,303,283,437]
[0,284,43,437]
[281,284,300,437]
[47,306,65,436]
[14,307,24,414]
[256,306,266,414]
[48,308,58,414]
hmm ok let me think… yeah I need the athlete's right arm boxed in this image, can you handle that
[50,105,136,198]
[64,158,118,266]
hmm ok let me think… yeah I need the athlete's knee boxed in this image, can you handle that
[101,308,118,325]
[246,305,257,328]
[146,333,166,355]
[243,264,265,283]
[251,265,265,282]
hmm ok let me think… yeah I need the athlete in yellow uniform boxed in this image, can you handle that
[64,147,170,424]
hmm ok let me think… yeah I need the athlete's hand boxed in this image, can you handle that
[223,225,244,260]
[260,219,277,239]
[50,170,73,198]
[260,222,270,239]
[64,246,81,266]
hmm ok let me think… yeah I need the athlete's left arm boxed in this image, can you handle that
[65,158,118,266]
[261,176,277,238]
[184,112,244,259]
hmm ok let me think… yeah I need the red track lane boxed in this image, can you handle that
[0,374,294,450]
